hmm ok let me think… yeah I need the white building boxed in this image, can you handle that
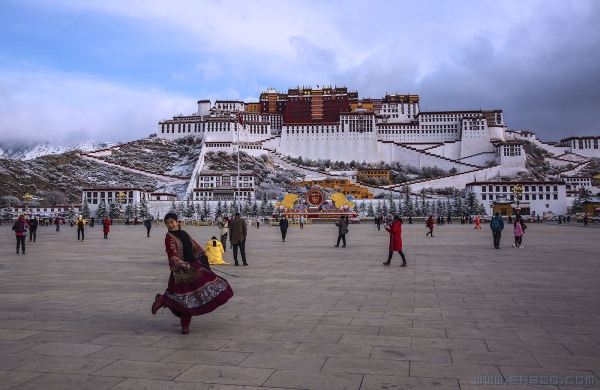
[466,181,568,216]
[192,170,255,201]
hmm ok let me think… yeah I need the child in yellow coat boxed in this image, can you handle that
[205,236,229,265]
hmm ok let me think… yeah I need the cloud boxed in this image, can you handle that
[0,70,195,145]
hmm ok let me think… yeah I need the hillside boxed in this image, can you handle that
[0,141,116,160]
[97,136,202,177]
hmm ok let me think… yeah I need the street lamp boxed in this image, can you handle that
[512,184,523,215]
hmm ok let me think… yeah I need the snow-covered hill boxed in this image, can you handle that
[0,141,116,160]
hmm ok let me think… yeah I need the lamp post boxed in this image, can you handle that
[23,193,33,215]
[512,184,523,215]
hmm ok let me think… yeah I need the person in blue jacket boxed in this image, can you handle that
[490,212,505,249]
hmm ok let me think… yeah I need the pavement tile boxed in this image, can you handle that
[92,360,192,380]
[0,340,42,354]
[238,353,327,371]
[361,374,460,390]
[532,353,600,371]
[16,342,107,358]
[0,370,42,390]
[262,369,362,390]
[9,373,125,390]
[371,346,452,362]
[411,337,488,351]
[338,334,411,348]
[20,331,101,343]
[322,357,408,375]
[0,329,43,341]
[175,365,274,386]
[292,342,373,358]
[161,349,249,366]
[218,340,298,355]
[88,345,178,362]
[110,378,212,389]
[268,331,342,344]
[148,336,230,351]
[15,355,115,375]
[410,362,502,380]
[450,350,540,366]
[86,334,168,347]
[499,366,599,387]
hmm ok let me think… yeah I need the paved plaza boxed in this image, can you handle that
[1,220,599,389]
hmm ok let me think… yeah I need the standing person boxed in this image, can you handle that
[300,216,305,229]
[151,213,233,334]
[383,215,408,267]
[512,216,525,248]
[218,217,229,252]
[55,216,61,231]
[12,214,30,255]
[205,236,229,265]
[279,215,289,242]
[583,215,589,226]
[90,217,95,228]
[134,216,138,226]
[102,217,111,239]
[334,215,347,247]
[426,215,435,237]
[229,213,248,266]
[144,216,154,237]
[474,215,482,229]
[256,217,260,229]
[76,215,86,241]
[490,212,505,249]
[408,216,413,225]
[375,216,381,231]
[28,217,38,242]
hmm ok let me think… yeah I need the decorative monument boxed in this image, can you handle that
[274,185,357,219]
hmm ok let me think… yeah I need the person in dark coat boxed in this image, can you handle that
[229,213,248,266]
[334,216,347,247]
[383,215,407,267]
[28,217,38,242]
[279,215,289,242]
[375,216,381,231]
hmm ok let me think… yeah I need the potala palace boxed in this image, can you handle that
[157,86,598,199]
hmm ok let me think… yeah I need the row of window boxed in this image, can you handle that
[483,193,558,201]
[481,185,559,192]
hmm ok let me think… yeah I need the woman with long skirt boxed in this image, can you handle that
[151,213,234,334]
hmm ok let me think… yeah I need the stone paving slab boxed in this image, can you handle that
[1,222,600,388]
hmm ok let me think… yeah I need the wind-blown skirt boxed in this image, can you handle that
[162,262,233,318]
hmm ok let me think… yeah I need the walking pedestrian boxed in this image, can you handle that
[474,215,482,229]
[218,217,229,252]
[144,216,153,237]
[383,215,407,267]
[256,217,260,229]
[426,215,435,237]
[55,216,61,232]
[151,213,233,334]
[103,217,111,239]
[28,216,38,242]
[300,216,305,229]
[512,216,525,248]
[229,213,248,266]
[375,216,381,231]
[490,212,505,249]
[76,215,86,241]
[90,217,95,228]
[334,215,347,247]
[205,236,229,265]
[279,215,289,242]
[12,214,30,255]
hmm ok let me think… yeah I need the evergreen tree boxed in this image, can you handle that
[139,194,149,219]
[404,195,414,217]
[381,202,389,216]
[477,201,487,215]
[109,201,121,219]
[133,202,139,219]
[223,201,229,217]
[424,200,432,216]
[230,198,238,215]
[465,189,478,215]
[215,200,223,219]
[82,197,91,219]
[367,202,375,217]
[169,200,177,214]
[125,203,134,219]
[202,199,211,220]
[436,200,444,217]
[267,201,275,216]
[251,200,259,217]
[95,199,107,219]
[68,204,76,221]
[244,193,253,215]
[453,189,464,216]
[445,197,453,217]
[388,193,397,215]
[260,193,268,216]
[183,199,194,218]
[375,201,382,216]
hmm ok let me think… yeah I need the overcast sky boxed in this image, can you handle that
[1,0,599,146]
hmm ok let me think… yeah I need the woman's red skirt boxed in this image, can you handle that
[162,262,233,318]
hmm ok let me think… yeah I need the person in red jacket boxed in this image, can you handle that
[426,215,435,237]
[13,214,31,255]
[102,217,111,239]
[383,215,407,267]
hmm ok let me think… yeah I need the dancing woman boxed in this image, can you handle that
[383,215,407,267]
[151,213,234,334]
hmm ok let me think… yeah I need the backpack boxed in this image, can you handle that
[490,217,500,231]
[13,220,26,233]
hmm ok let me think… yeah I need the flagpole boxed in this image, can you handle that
[237,112,241,213]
